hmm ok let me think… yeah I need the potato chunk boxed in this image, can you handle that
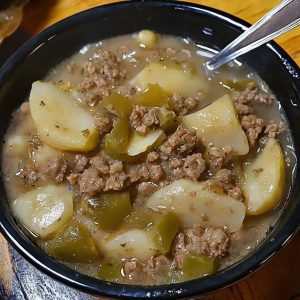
[127,129,166,156]
[242,138,285,215]
[12,185,73,238]
[146,179,246,232]
[100,229,157,261]
[130,61,208,97]
[183,94,249,155]
[29,81,99,151]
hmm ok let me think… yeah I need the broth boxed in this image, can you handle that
[2,31,295,285]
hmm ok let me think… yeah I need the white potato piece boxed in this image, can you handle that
[127,129,166,156]
[242,138,285,215]
[183,94,249,155]
[12,185,73,238]
[29,81,99,151]
[100,229,156,261]
[137,30,157,48]
[146,179,246,232]
[130,61,209,97]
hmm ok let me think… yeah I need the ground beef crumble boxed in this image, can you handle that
[185,225,230,258]
[137,182,157,197]
[241,114,264,147]
[231,81,275,116]
[183,153,206,181]
[41,157,67,183]
[171,92,202,115]
[129,105,159,135]
[74,154,89,172]
[147,151,159,163]
[159,126,197,158]
[79,50,126,106]
[17,165,39,184]
[78,167,105,195]
[94,111,113,135]
[264,121,285,139]
[208,146,233,173]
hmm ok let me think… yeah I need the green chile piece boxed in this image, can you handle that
[182,253,218,280]
[150,211,179,253]
[124,209,156,229]
[105,118,130,160]
[84,192,132,230]
[132,84,169,107]
[100,92,132,118]
[97,258,123,282]
[47,221,100,263]
[157,108,181,132]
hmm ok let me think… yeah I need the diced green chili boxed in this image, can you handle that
[82,191,132,230]
[150,211,179,253]
[133,84,169,107]
[181,253,218,280]
[47,221,100,263]
[100,92,132,118]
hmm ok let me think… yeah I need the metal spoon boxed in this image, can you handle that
[206,0,300,71]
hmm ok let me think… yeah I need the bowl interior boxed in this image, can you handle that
[0,1,300,298]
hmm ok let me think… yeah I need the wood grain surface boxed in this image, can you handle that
[1,1,300,299]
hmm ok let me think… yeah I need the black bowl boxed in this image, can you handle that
[0,1,300,299]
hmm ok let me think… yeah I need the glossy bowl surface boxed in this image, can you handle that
[0,1,300,299]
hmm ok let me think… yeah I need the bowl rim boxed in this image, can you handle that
[0,0,300,299]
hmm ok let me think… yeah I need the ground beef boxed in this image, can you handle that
[104,172,127,191]
[208,146,233,173]
[74,155,89,172]
[172,232,186,269]
[171,92,202,115]
[186,225,230,258]
[90,155,110,175]
[231,81,275,116]
[17,166,39,184]
[241,114,264,147]
[183,153,206,181]
[78,167,105,195]
[127,164,150,183]
[137,182,157,197]
[129,105,159,135]
[41,157,67,182]
[211,168,243,201]
[123,259,143,279]
[204,177,243,201]
[148,164,164,182]
[143,255,170,278]
[20,101,30,114]
[228,186,243,200]
[67,172,80,185]
[159,126,197,158]
[109,161,124,174]
[264,121,285,139]
[94,112,113,135]
[79,50,126,106]
[147,151,159,163]
[215,168,232,184]
[26,134,41,150]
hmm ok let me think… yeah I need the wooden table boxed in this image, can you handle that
[1,1,300,299]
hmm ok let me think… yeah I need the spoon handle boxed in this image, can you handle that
[206,0,300,71]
